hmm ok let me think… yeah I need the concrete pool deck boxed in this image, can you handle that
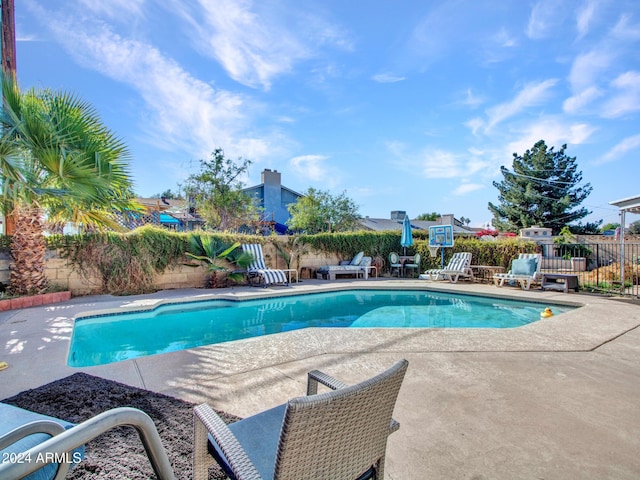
[1,278,639,479]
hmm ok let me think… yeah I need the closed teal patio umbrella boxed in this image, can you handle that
[400,215,413,255]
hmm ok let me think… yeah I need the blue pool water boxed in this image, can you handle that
[68,289,573,367]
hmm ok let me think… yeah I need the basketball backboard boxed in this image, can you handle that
[428,225,454,247]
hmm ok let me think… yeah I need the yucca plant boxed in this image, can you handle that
[0,75,140,295]
[185,235,252,287]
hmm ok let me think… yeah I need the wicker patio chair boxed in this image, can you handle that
[193,359,409,480]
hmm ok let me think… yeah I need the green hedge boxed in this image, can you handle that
[0,229,541,294]
[415,237,539,272]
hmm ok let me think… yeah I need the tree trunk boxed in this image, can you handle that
[9,205,48,296]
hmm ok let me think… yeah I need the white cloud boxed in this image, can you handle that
[527,0,565,39]
[371,73,406,83]
[576,0,597,39]
[480,27,519,64]
[611,13,640,40]
[494,27,518,48]
[505,116,596,157]
[465,155,495,177]
[421,150,462,179]
[290,155,330,182]
[602,71,640,118]
[597,134,640,164]
[16,32,37,42]
[453,183,485,196]
[568,49,613,91]
[563,86,603,114]
[167,0,350,90]
[483,79,558,132]
[463,89,484,108]
[77,0,144,19]
[276,116,296,124]
[35,6,271,162]
[465,118,484,136]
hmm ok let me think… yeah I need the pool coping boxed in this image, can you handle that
[67,284,585,368]
[1,278,639,397]
[73,281,586,320]
[60,279,640,378]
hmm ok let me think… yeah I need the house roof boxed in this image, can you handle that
[242,183,303,198]
[359,217,475,235]
[136,197,186,212]
[359,217,411,231]
[135,198,203,224]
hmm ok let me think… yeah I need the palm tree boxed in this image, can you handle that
[0,76,139,295]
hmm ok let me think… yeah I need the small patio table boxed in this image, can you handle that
[541,273,579,293]
[471,265,505,283]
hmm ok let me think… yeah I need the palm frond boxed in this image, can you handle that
[0,73,136,228]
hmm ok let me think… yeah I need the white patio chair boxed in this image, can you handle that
[419,252,474,283]
[493,253,542,291]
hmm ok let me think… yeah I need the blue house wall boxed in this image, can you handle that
[243,169,302,227]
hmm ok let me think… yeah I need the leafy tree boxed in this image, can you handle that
[416,212,440,221]
[0,76,138,295]
[488,140,592,234]
[628,220,640,234]
[287,187,360,234]
[183,148,260,231]
[569,220,603,235]
[600,223,620,232]
[459,216,471,226]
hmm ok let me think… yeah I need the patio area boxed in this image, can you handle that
[1,279,639,479]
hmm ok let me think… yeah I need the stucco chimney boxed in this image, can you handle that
[261,169,281,186]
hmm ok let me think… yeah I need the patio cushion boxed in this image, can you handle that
[350,251,365,266]
[511,257,537,276]
[207,404,285,479]
[0,403,85,480]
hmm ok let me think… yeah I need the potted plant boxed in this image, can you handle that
[553,226,590,271]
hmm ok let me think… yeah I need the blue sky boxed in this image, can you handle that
[16,0,640,228]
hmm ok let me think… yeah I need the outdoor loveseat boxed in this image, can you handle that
[316,252,372,280]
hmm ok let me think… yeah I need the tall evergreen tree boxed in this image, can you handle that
[488,140,592,234]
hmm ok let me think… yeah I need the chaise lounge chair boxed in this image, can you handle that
[316,251,372,280]
[241,244,289,288]
[0,404,176,480]
[193,359,408,480]
[493,253,542,291]
[418,252,474,283]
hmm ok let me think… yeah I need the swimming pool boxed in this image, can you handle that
[68,289,573,367]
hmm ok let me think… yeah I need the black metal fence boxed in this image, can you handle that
[543,242,640,297]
